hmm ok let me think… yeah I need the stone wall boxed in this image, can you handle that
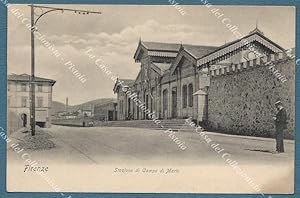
[207,56,295,139]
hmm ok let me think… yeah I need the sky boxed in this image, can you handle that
[8,4,295,105]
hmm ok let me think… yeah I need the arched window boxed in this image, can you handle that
[188,83,193,107]
[182,85,187,108]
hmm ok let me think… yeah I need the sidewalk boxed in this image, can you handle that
[204,131,295,144]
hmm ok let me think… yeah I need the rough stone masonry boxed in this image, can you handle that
[207,56,295,139]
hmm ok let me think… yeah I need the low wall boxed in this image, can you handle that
[52,118,94,127]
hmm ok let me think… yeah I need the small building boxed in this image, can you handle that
[55,111,68,118]
[77,109,93,118]
[65,112,78,119]
[8,74,56,131]
[93,102,117,121]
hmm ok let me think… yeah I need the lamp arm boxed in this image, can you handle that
[34,9,63,26]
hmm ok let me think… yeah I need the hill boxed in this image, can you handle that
[51,98,117,115]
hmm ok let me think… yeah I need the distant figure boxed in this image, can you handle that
[21,113,27,127]
[127,113,133,120]
[272,100,288,153]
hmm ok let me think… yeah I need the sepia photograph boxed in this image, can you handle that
[4,3,295,195]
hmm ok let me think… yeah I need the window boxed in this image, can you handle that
[182,85,187,108]
[7,96,10,107]
[21,83,27,92]
[37,97,43,108]
[188,83,193,107]
[21,96,27,107]
[37,84,43,92]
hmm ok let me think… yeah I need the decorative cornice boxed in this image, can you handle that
[209,52,286,78]
[197,33,285,67]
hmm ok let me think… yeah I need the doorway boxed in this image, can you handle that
[163,89,168,119]
[108,111,114,121]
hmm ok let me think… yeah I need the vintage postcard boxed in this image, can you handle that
[4,3,295,195]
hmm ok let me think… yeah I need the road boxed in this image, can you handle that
[8,125,294,166]
[6,125,295,193]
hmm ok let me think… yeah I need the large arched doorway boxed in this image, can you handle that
[143,90,147,120]
[127,98,131,119]
[136,92,140,120]
[145,94,149,120]
[172,87,177,118]
[163,89,168,119]
[150,87,156,116]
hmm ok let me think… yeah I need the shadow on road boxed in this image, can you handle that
[244,148,274,154]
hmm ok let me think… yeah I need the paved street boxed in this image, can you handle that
[8,125,294,165]
[7,125,295,194]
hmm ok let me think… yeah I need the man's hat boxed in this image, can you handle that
[275,99,282,105]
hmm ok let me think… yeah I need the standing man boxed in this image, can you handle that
[272,100,288,153]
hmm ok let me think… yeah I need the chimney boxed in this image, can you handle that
[66,97,69,112]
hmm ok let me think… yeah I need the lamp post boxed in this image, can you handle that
[29,5,101,136]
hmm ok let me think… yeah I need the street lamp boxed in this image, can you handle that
[29,4,101,136]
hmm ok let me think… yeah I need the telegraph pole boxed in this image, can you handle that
[29,4,101,136]
[30,4,36,136]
